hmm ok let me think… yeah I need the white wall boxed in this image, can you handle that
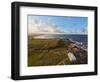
[0,0,99,82]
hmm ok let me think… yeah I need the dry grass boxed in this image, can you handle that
[28,35,87,66]
[28,36,71,66]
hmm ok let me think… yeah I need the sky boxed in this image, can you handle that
[28,15,88,35]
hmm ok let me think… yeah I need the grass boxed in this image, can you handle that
[28,35,87,66]
[28,36,72,66]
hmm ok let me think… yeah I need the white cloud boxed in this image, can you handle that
[64,28,87,35]
[28,20,63,34]
[28,19,87,35]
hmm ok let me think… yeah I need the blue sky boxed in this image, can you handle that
[28,15,88,34]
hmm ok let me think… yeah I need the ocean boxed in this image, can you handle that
[34,34,88,50]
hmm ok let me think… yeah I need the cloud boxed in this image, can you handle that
[28,20,63,34]
[65,28,87,35]
[28,19,87,35]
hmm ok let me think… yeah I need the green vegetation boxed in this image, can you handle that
[28,35,87,66]
[28,36,72,66]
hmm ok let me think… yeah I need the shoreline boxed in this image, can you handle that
[28,36,87,66]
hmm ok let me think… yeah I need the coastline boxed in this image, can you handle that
[28,35,87,66]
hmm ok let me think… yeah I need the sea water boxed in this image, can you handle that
[34,34,87,50]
